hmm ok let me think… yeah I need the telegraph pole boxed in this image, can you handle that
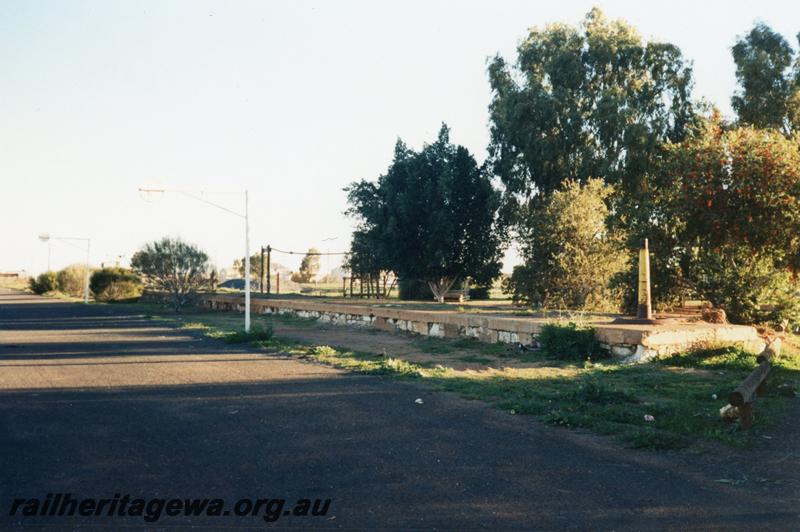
[260,246,265,294]
[266,245,271,294]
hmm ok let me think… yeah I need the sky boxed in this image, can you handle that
[2,0,799,276]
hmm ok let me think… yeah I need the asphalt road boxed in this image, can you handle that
[0,292,797,530]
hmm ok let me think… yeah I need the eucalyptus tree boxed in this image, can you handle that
[487,7,696,204]
[731,22,800,135]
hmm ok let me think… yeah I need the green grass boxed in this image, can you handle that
[459,354,495,364]
[131,303,800,452]
[412,336,518,358]
[209,324,274,344]
[423,359,795,450]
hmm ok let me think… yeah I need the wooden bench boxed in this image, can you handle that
[442,289,470,303]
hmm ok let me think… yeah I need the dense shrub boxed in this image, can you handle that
[222,324,274,344]
[687,247,800,325]
[468,285,491,300]
[56,264,89,297]
[90,268,143,302]
[505,179,628,311]
[625,119,800,326]
[29,271,58,294]
[398,279,431,301]
[131,237,209,312]
[537,323,604,361]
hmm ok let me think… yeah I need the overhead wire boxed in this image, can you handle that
[268,247,348,256]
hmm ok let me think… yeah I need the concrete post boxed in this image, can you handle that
[637,238,653,320]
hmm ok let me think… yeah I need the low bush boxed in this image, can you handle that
[56,264,89,297]
[538,322,604,361]
[29,271,58,294]
[398,279,431,300]
[90,268,143,302]
[308,345,337,356]
[468,285,491,300]
[689,248,800,327]
[222,325,274,344]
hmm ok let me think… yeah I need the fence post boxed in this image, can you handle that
[260,246,265,294]
[266,245,271,294]
[726,342,776,429]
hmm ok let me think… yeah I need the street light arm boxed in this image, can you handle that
[137,185,251,332]
[47,236,91,243]
[138,188,245,219]
[178,190,246,219]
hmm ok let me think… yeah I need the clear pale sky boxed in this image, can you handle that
[2,0,799,275]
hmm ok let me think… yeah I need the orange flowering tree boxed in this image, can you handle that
[652,119,800,324]
[664,122,800,259]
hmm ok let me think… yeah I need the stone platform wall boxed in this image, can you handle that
[201,294,764,363]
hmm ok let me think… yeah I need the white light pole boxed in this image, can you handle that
[322,236,338,279]
[244,190,250,332]
[138,187,252,332]
[38,233,91,304]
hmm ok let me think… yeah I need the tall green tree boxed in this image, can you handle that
[731,23,800,135]
[292,249,321,283]
[236,252,265,284]
[131,237,209,312]
[487,7,696,202]
[506,179,628,310]
[344,229,396,297]
[346,124,504,302]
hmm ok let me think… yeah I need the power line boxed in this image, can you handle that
[268,247,348,256]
